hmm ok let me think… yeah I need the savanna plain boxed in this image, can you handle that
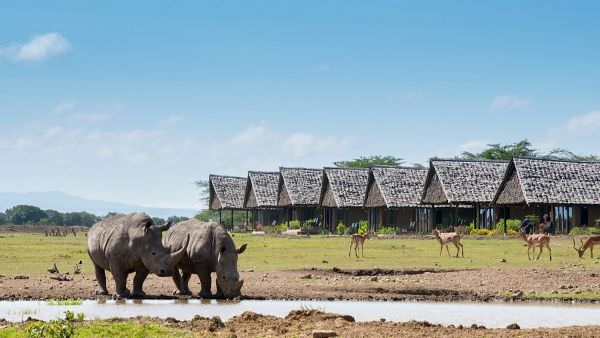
[2,231,600,337]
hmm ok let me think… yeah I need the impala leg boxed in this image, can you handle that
[459,242,464,257]
[361,243,364,258]
[591,245,594,259]
[547,244,552,261]
[527,246,531,260]
[355,241,359,258]
[439,244,443,256]
[446,245,451,257]
[348,240,353,258]
[536,246,543,260]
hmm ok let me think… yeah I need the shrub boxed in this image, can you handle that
[336,222,345,235]
[26,311,84,338]
[494,219,521,232]
[358,220,368,235]
[470,228,491,236]
[267,223,287,234]
[287,220,301,230]
[569,227,600,236]
[377,227,396,235]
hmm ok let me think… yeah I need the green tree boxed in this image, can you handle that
[334,155,404,168]
[195,180,210,207]
[5,205,48,225]
[152,217,166,225]
[461,139,599,161]
[166,215,189,224]
[0,212,7,225]
[195,209,249,226]
[460,140,538,160]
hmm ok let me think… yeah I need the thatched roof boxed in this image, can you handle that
[209,175,247,210]
[493,157,600,206]
[278,167,323,207]
[320,167,369,208]
[365,166,428,208]
[244,171,280,208]
[421,159,508,205]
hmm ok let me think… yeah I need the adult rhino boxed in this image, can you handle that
[164,219,247,299]
[87,213,188,299]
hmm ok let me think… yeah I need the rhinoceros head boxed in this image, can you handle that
[216,243,247,298]
[135,220,188,277]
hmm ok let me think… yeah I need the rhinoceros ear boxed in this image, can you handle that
[237,244,247,254]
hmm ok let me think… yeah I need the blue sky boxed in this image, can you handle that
[1,1,599,209]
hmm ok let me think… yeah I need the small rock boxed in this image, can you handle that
[247,269,254,272]
[312,329,337,338]
[457,324,463,329]
[380,318,386,322]
[506,323,520,330]
[301,274,312,279]
[263,273,268,278]
[500,258,506,262]
[322,260,328,264]
[13,275,28,280]
[551,290,558,294]
[470,324,479,329]
[371,277,378,282]
[560,285,568,289]
[575,290,582,294]
[528,290,535,294]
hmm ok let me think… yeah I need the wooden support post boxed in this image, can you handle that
[245,210,249,230]
[219,209,222,225]
[231,209,234,231]
[503,206,507,234]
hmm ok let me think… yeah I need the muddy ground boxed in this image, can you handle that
[3,309,600,337]
[1,267,599,302]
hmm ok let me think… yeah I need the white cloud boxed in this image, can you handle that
[51,101,77,115]
[456,139,489,153]
[159,114,185,127]
[229,123,270,145]
[69,112,112,124]
[489,95,532,112]
[0,32,71,62]
[282,132,353,157]
[561,110,600,135]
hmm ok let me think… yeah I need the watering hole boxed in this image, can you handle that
[2,299,600,329]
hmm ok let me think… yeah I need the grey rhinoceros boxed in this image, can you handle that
[87,213,189,299]
[164,219,247,299]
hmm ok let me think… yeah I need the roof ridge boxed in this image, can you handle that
[513,156,600,164]
[209,174,246,179]
[372,165,428,170]
[279,166,322,171]
[430,157,509,163]
[323,166,370,171]
[248,170,279,175]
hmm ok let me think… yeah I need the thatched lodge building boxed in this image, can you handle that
[421,159,508,229]
[277,167,323,225]
[364,166,431,233]
[244,171,286,229]
[493,157,600,233]
[208,174,247,228]
[320,167,369,232]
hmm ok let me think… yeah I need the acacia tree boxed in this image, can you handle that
[334,155,404,168]
[460,139,599,161]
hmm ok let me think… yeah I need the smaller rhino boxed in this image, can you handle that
[87,213,188,299]
[164,219,246,299]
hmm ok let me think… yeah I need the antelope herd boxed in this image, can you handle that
[346,227,600,262]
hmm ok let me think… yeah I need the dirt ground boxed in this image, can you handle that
[2,268,600,336]
[1,267,599,302]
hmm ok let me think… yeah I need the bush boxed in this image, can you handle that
[377,226,396,235]
[287,220,301,230]
[267,223,288,234]
[27,311,84,338]
[358,220,368,235]
[569,227,600,236]
[494,219,521,232]
[336,222,345,235]
[470,228,492,236]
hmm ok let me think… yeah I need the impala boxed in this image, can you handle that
[432,229,464,258]
[572,236,600,258]
[517,231,551,261]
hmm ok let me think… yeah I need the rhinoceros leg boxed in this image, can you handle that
[197,268,212,299]
[171,270,192,295]
[93,263,109,295]
[132,268,149,298]
[112,271,131,299]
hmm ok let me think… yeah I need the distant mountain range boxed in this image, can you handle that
[0,191,199,219]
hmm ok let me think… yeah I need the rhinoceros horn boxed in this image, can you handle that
[154,220,173,233]
[170,234,190,262]
[234,280,244,294]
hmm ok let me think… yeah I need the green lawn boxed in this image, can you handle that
[0,233,597,276]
